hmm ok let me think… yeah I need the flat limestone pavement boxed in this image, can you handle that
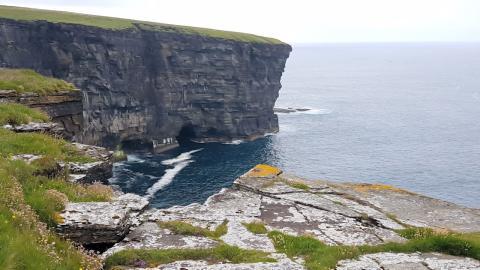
[96,165,480,269]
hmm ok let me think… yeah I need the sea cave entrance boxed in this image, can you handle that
[176,124,197,144]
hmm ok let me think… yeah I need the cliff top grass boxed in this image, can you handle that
[0,103,50,125]
[0,5,285,44]
[0,68,76,94]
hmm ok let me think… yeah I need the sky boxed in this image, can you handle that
[2,0,480,43]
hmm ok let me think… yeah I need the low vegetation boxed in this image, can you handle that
[0,104,112,268]
[0,68,76,94]
[158,220,228,239]
[104,244,276,269]
[0,103,50,125]
[243,221,268,234]
[0,5,284,44]
[269,228,480,270]
[287,181,310,191]
[0,128,92,163]
[0,158,103,269]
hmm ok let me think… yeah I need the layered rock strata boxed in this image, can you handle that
[0,89,83,140]
[0,18,291,148]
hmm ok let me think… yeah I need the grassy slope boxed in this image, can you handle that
[0,103,113,268]
[0,103,50,125]
[0,5,284,44]
[0,68,76,94]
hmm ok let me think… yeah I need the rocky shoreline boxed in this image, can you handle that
[55,164,480,269]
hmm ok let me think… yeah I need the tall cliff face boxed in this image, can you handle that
[0,18,291,148]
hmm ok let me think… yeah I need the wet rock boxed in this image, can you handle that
[336,252,480,270]
[56,193,148,245]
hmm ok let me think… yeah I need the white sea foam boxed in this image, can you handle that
[161,149,203,166]
[127,155,145,163]
[145,149,202,199]
[222,139,244,145]
[297,108,332,115]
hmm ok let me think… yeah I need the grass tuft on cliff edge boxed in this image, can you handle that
[0,5,285,44]
[0,103,50,125]
[0,68,76,94]
[268,228,480,270]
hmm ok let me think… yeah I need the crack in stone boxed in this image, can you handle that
[294,203,340,245]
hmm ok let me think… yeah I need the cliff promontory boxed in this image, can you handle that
[0,5,291,149]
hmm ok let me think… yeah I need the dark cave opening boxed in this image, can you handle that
[176,124,197,144]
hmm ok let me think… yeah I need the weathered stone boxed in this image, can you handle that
[56,193,148,245]
[62,143,114,183]
[103,222,219,258]
[0,90,83,140]
[336,252,480,270]
[3,122,64,135]
[10,154,42,164]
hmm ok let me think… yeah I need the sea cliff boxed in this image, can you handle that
[0,6,291,150]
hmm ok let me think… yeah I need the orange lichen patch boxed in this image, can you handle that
[52,212,65,224]
[349,183,411,193]
[246,164,282,178]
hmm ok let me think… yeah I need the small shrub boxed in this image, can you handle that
[243,221,268,234]
[158,220,228,239]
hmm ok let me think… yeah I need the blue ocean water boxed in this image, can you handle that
[111,43,480,208]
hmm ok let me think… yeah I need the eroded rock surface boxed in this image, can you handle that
[57,193,148,244]
[336,252,480,270]
[3,122,64,135]
[90,164,479,269]
[65,143,114,183]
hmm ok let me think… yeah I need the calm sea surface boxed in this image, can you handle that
[111,43,480,208]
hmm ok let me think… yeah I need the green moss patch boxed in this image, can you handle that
[268,228,480,270]
[0,68,76,94]
[158,220,228,239]
[243,221,268,234]
[0,5,284,44]
[0,103,50,125]
[104,244,275,269]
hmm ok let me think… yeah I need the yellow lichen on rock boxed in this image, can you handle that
[247,164,282,178]
[349,183,411,193]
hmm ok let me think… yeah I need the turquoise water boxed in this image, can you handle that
[111,43,480,208]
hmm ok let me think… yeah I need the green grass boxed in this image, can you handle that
[287,181,310,191]
[0,5,285,44]
[104,244,276,269]
[0,68,76,94]
[243,221,268,234]
[0,128,92,163]
[0,103,50,125]
[158,220,228,239]
[0,159,101,269]
[268,228,480,270]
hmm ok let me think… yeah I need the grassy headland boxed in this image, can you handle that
[0,5,284,44]
[0,68,76,94]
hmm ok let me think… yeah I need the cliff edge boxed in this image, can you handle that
[0,5,291,149]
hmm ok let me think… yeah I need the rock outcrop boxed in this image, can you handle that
[0,90,83,140]
[0,18,291,149]
[57,164,479,269]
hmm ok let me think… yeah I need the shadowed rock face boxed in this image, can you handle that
[0,19,291,148]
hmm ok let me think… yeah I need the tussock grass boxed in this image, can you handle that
[0,159,102,269]
[287,181,310,191]
[104,244,275,269]
[0,103,50,125]
[0,128,92,163]
[0,5,285,44]
[158,220,228,239]
[243,221,268,234]
[269,228,480,270]
[0,68,76,94]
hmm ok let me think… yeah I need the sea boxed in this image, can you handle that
[110,43,480,209]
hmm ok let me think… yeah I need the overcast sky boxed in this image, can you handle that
[2,0,480,43]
